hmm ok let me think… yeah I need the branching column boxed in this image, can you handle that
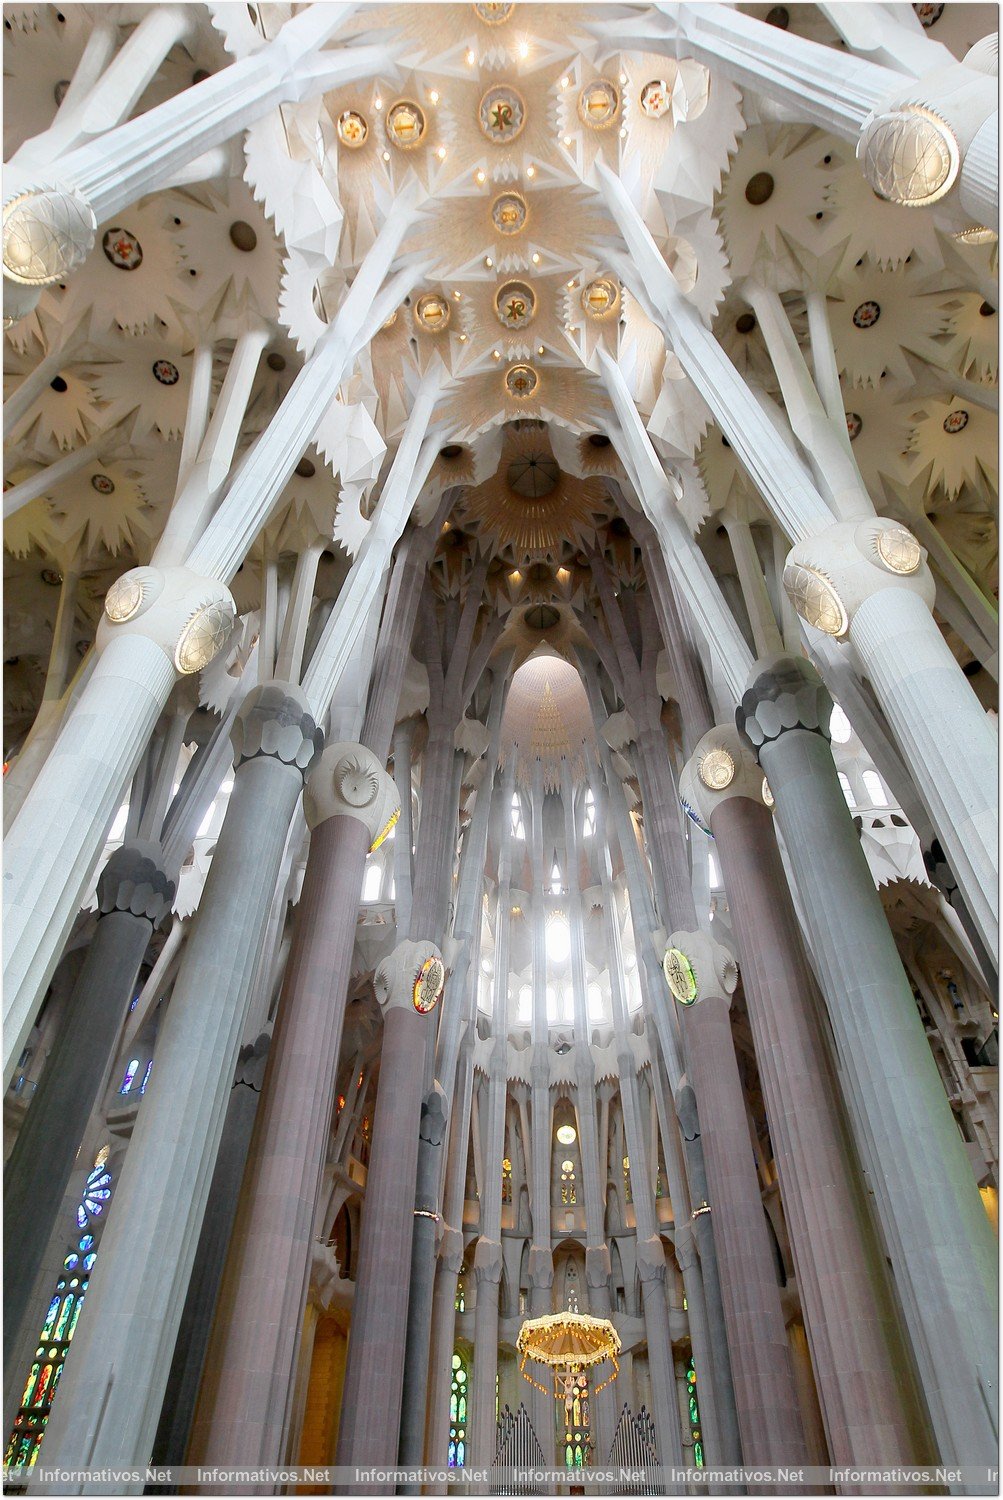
[684,724,928,1463]
[736,654,998,1467]
[38,686,322,1482]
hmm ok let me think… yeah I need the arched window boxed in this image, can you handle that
[138,1060,153,1095]
[550,859,563,896]
[6,1150,114,1470]
[561,1160,577,1205]
[118,1058,140,1094]
[686,1357,704,1466]
[362,861,383,903]
[501,1157,513,1204]
[587,981,605,1021]
[546,914,570,965]
[837,773,855,808]
[862,769,888,807]
[583,788,596,837]
[562,1370,590,1467]
[517,984,532,1024]
[829,704,852,744]
[510,792,525,840]
[448,1351,469,1466]
[623,1155,632,1204]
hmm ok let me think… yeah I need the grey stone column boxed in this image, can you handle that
[668,930,807,1465]
[335,939,445,1483]
[470,1241,503,1466]
[736,653,999,1467]
[37,684,321,1483]
[3,841,173,1379]
[150,1033,270,1465]
[683,724,930,1463]
[398,1086,448,1476]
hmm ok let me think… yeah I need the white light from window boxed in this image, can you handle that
[481,957,493,975]
[550,859,563,896]
[838,772,855,809]
[862,769,889,807]
[829,704,852,744]
[109,803,129,841]
[708,849,722,889]
[362,862,382,903]
[517,983,532,1023]
[547,916,571,965]
[511,791,525,840]
[583,787,596,837]
[587,981,605,1021]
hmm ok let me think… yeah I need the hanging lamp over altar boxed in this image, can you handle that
[516,1308,621,1397]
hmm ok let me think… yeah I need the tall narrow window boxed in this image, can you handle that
[686,1357,704,1466]
[550,859,563,896]
[583,788,596,837]
[448,1351,469,1466]
[560,1160,577,1205]
[118,1058,140,1094]
[862,769,888,807]
[510,792,525,840]
[362,861,382,903]
[837,773,855,809]
[501,1157,513,1204]
[623,1154,633,1204]
[5,1151,114,1470]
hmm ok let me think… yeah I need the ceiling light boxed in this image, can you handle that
[374,97,383,110]
[537,344,544,354]
[619,73,628,85]
[382,150,391,161]
[429,90,439,104]
[493,349,501,359]
[466,49,476,65]
[436,146,447,159]
[459,333,467,341]
[526,165,536,178]
[453,289,462,299]
[485,256,493,267]
[518,40,529,57]
[560,76,569,88]
[563,135,572,146]
[531,252,540,264]
[476,170,486,183]
[567,279,575,288]
[619,127,627,138]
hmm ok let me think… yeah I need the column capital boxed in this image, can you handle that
[374,938,445,1015]
[782,517,934,642]
[736,652,833,760]
[664,929,738,1009]
[437,1223,465,1274]
[231,682,323,779]
[473,1236,503,1285]
[96,839,175,929]
[304,741,400,847]
[527,1243,554,1290]
[419,1084,448,1148]
[680,724,770,829]
[636,1233,667,1285]
[2,183,96,316]
[96,565,237,676]
[672,1221,697,1271]
[585,1243,611,1289]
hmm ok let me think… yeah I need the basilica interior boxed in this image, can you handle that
[1,1,999,1492]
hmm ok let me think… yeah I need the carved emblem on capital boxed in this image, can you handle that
[304,741,400,849]
[665,929,738,1008]
[96,565,237,678]
[2,184,96,288]
[782,518,934,641]
[681,724,767,828]
[374,938,445,1015]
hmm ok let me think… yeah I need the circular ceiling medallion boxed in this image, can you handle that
[578,79,620,130]
[473,1,514,21]
[491,191,528,235]
[845,411,862,441]
[104,574,144,623]
[495,280,536,329]
[783,561,849,637]
[507,451,559,497]
[337,109,368,149]
[744,171,775,205]
[413,954,446,1014]
[852,300,881,329]
[152,359,179,386]
[663,947,698,1005]
[858,105,960,208]
[875,528,922,575]
[698,746,736,791]
[414,292,451,333]
[943,408,969,434]
[102,226,143,270]
[505,363,539,398]
[385,99,426,151]
[761,777,775,809]
[479,84,526,144]
[91,473,116,494]
[581,276,620,320]
[639,79,672,119]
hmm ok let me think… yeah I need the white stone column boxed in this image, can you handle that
[35,686,322,1483]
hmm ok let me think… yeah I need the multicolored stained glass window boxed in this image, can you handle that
[119,1058,140,1093]
[686,1356,704,1466]
[562,1370,591,1467]
[448,1351,468,1466]
[5,1149,114,1471]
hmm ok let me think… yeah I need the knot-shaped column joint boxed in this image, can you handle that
[304,741,400,849]
[96,565,238,679]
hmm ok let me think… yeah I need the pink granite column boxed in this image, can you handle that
[670,930,807,1466]
[685,725,929,1465]
[187,745,385,1465]
[334,938,444,1482]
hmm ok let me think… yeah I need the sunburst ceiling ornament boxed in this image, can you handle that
[501,652,596,790]
[505,363,539,398]
[491,191,529,236]
[473,1,514,22]
[495,281,536,330]
[581,277,619,320]
[639,79,672,119]
[478,84,526,144]
[578,79,620,130]
[386,99,426,150]
[414,292,451,333]
[337,109,369,149]
[507,452,559,497]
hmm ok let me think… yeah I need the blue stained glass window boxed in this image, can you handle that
[119,1059,140,1094]
[63,1255,78,1271]
[139,1061,153,1094]
[78,1235,94,1252]
[40,1299,60,1340]
[448,1351,468,1467]
[76,1207,87,1229]
[82,1253,96,1271]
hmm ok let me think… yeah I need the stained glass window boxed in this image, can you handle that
[5,1149,114,1470]
[119,1058,140,1093]
[448,1351,468,1466]
[623,1154,633,1204]
[562,1370,591,1466]
[501,1157,513,1204]
[139,1060,154,1094]
[686,1356,704,1466]
[560,1160,577,1205]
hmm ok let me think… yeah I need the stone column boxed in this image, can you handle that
[36,685,321,1483]
[783,518,997,959]
[470,1239,504,1467]
[188,744,398,1466]
[681,724,929,1463]
[398,1085,448,1473]
[3,840,173,1377]
[150,1033,270,1465]
[736,654,998,1467]
[335,939,445,1479]
[667,930,806,1465]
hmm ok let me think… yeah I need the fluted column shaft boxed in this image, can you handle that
[3,842,172,1385]
[737,655,998,1467]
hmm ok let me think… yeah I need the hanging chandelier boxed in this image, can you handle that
[516,1309,621,1397]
